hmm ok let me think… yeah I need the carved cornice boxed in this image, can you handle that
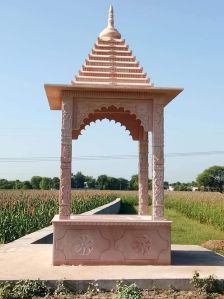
[62,91,74,99]
[53,220,171,226]
[64,90,152,100]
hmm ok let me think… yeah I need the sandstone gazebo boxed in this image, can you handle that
[45,6,183,265]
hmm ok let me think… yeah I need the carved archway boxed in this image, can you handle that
[72,105,145,141]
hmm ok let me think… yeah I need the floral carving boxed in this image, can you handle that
[59,204,70,217]
[61,144,72,161]
[138,132,148,215]
[60,95,73,217]
[74,100,152,133]
[132,235,151,255]
[73,235,94,255]
[153,104,164,146]
[153,171,164,197]
[153,146,164,164]
[153,206,164,219]
[152,103,164,220]
[62,111,72,130]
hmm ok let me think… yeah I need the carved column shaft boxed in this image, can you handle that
[138,131,148,215]
[59,94,73,218]
[152,103,164,220]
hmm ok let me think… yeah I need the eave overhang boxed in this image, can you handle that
[44,83,183,110]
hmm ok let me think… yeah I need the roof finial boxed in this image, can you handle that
[99,5,121,39]
[108,5,114,28]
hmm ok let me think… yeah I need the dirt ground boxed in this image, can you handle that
[35,289,224,299]
[203,240,224,251]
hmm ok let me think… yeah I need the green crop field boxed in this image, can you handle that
[165,191,224,230]
[0,190,223,255]
[0,190,117,243]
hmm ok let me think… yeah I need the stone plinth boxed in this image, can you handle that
[52,215,171,266]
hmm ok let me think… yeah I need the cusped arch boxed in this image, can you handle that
[72,105,145,140]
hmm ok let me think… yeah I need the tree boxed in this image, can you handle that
[197,166,224,193]
[40,177,52,190]
[72,172,85,189]
[14,180,23,189]
[97,175,109,190]
[30,176,42,189]
[85,176,96,189]
[129,175,138,190]
[173,183,191,191]
[107,177,119,190]
[191,181,198,187]
[0,179,14,189]
[52,177,60,190]
[118,178,129,190]
[22,181,32,189]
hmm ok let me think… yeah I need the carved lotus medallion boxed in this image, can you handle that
[131,235,151,255]
[73,234,94,255]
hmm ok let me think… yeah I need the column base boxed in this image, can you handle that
[52,215,171,266]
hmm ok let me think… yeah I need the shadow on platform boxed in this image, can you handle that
[32,233,53,244]
[33,234,224,266]
[171,250,224,266]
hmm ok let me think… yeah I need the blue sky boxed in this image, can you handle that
[0,0,224,182]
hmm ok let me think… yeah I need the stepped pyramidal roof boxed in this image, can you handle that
[72,5,153,87]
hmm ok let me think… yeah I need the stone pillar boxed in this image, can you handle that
[59,94,73,218]
[138,131,148,215]
[152,103,164,220]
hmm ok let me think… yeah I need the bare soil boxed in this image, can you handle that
[203,240,224,251]
[37,289,224,298]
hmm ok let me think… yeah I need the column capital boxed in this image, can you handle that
[62,90,74,100]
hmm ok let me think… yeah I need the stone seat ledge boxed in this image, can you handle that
[53,214,172,226]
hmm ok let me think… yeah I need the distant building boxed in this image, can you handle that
[168,186,174,191]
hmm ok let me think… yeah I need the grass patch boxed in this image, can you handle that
[148,206,224,247]
[119,201,137,214]
[145,204,224,246]
[165,192,224,231]
[216,249,224,256]
[121,198,224,247]
[165,208,224,245]
[119,195,151,215]
[119,196,138,214]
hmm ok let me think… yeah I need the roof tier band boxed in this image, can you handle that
[72,6,152,87]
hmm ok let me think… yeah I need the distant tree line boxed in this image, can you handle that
[196,166,224,193]
[0,172,152,191]
[0,176,60,190]
[1,165,223,192]
[169,181,197,191]
[169,166,224,193]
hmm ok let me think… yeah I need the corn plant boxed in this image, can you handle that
[0,190,117,243]
[165,191,224,231]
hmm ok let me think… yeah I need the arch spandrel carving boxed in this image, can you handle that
[72,98,153,139]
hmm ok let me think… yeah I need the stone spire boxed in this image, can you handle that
[108,5,114,28]
[99,5,121,40]
[72,5,152,86]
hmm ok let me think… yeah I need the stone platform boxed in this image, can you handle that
[53,215,171,265]
[0,199,223,290]
[0,237,224,290]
